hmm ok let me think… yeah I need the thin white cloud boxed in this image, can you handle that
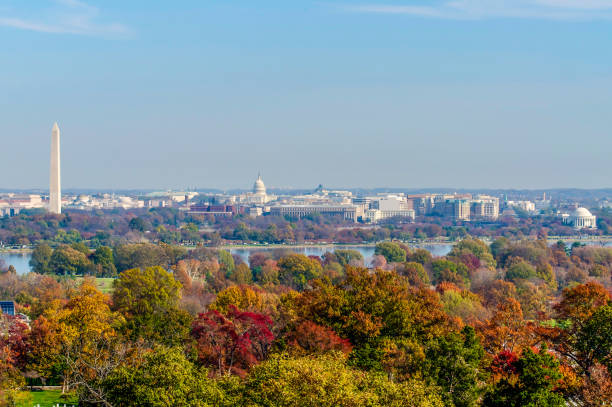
[344,0,612,20]
[0,0,129,36]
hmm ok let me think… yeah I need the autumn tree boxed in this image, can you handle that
[49,245,90,276]
[112,266,191,346]
[545,282,611,378]
[278,254,322,290]
[375,242,407,263]
[291,267,449,372]
[397,261,430,286]
[244,353,444,407]
[483,346,565,407]
[28,280,122,393]
[209,285,270,314]
[99,346,226,407]
[479,298,530,356]
[285,320,352,356]
[229,263,253,285]
[334,249,364,266]
[191,305,274,376]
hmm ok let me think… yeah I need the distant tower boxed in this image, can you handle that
[49,122,61,214]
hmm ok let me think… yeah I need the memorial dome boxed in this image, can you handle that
[565,207,596,229]
[572,207,592,218]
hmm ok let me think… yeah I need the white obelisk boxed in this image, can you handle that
[49,122,61,214]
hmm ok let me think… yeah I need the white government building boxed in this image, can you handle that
[563,207,597,229]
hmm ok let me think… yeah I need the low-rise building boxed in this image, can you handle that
[269,204,361,222]
[507,200,536,212]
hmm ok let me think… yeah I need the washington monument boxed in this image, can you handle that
[49,122,61,214]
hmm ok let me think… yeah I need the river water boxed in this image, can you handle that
[0,252,32,275]
[230,244,454,266]
[3,240,609,274]
[0,244,454,275]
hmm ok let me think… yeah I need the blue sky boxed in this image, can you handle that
[1,0,611,190]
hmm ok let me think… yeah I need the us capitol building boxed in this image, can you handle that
[234,173,275,205]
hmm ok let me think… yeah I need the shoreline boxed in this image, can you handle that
[219,241,456,251]
[0,248,33,254]
[0,235,610,254]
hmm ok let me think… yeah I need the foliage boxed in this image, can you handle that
[243,353,444,407]
[29,243,53,274]
[277,254,323,290]
[483,346,565,407]
[90,246,117,277]
[286,320,352,356]
[112,266,191,345]
[374,242,407,263]
[99,346,225,407]
[424,326,485,407]
[48,245,89,276]
[191,305,274,376]
[333,249,364,266]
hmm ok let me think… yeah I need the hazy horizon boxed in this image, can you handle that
[2,1,611,190]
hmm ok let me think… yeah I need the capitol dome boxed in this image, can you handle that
[253,174,266,196]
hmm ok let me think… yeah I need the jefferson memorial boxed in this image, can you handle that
[563,207,597,229]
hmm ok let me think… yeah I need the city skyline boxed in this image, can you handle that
[2,1,612,189]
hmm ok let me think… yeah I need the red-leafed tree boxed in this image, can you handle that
[0,316,30,372]
[490,350,519,379]
[191,305,274,376]
[286,320,352,356]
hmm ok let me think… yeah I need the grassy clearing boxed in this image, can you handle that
[17,390,78,407]
[73,277,115,294]
[93,277,115,294]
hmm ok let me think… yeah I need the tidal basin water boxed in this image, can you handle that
[230,244,453,266]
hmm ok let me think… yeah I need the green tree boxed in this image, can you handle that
[292,267,449,372]
[113,243,185,272]
[230,263,253,285]
[218,250,235,276]
[112,266,191,345]
[334,249,364,266]
[48,245,90,275]
[71,241,90,256]
[278,254,323,290]
[449,238,496,269]
[29,243,53,274]
[99,347,227,407]
[244,353,444,407]
[128,217,147,232]
[505,260,536,282]
[575,305,612,374]
[398,261,430,286]
[91,246,117,277]
[425,326,484,407]
[483,346,565,407]
[375,242,407,263]
[431,259,469,286]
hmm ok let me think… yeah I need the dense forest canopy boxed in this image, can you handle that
[0,235,611,406]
